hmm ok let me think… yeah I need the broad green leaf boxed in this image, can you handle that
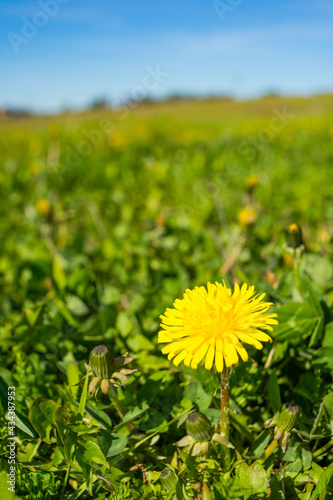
[80,440,109,467]
[184,381,211,410]
[66,294,89,317]
[323,392,333,418]
[301,448,312,471]
[236,462,270,494]
[113,403,149,431]
[294,270,322,315]
[273,303,318,341]
[107,432,127,457]
[323,323,333,348]
[85,403,112,430]
[29,399,60,443]
[14,410,36,438]
[313,348,333,371]
[54,406,71,443]
[64,429,78,463]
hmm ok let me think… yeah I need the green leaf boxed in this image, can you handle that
[294,270,322,315]
[184,381,212,411]
[236,462,270,494]
[66,294,89,317]
[64,429,78,463]
[106,432,127,457]
[29,399,60,443]
[113,403,149,432]
[76,452,93,495]
[273,303,318,341]
[286,455,302,473]
[268,369,281,413]
[14,410,36,438]
[250,431,271,458]
[323,323,333,348]
[301,448,312,471]
[52,254,67,291]
[80,440,109,467]
[309,313,324,348]
[67,364,80,399]
[85,403,112,430]
[310,464,333,500]
[77,370,89,420]
[323,392,333,418]
[0,470,16,500]
[313,348,333,371]
[54,406,71,443]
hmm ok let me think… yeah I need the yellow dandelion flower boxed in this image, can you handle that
[238,207,257,227]
[158,281,278,372]
[245,174,259,191]
[36,198,52,218]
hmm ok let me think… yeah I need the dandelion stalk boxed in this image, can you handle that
[220,365,229,438]
[257,439,278,464]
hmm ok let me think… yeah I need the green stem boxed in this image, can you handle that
[108,385,126,419]
[313,439,333,458]
[61,463,71,498]
[220,365,230,438]
[258,439,278,464]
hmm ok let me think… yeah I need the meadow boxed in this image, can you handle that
[0,94,333,499]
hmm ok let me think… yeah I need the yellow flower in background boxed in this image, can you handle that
[238,207,257,227]
[36,198,52,218]
[245,174,259,191]
[158,282,278,372]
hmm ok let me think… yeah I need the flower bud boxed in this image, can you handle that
[275,403,300,434]
[89,345,115,379]
[160,467,177,492]
[285,223,303,249]
[186,412,212,442]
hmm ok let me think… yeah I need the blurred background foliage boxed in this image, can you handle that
[0,94,333,498]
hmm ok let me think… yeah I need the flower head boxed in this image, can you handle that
[238,207,257,227]
[245,174,259,192]
[88,345,136,395]
[176,411,233,457]
[36,198,52,219]
[266,402,300,452]
[158,281,278,372]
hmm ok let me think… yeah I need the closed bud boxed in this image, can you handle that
[186,412,212,442]
[160,467,177,492]
[89,345,115,379]
[275,403,300,433]
[285,223,303,248]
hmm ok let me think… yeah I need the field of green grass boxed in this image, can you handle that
[0,94,333,499]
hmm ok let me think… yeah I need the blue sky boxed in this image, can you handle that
[1,0,332,112]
